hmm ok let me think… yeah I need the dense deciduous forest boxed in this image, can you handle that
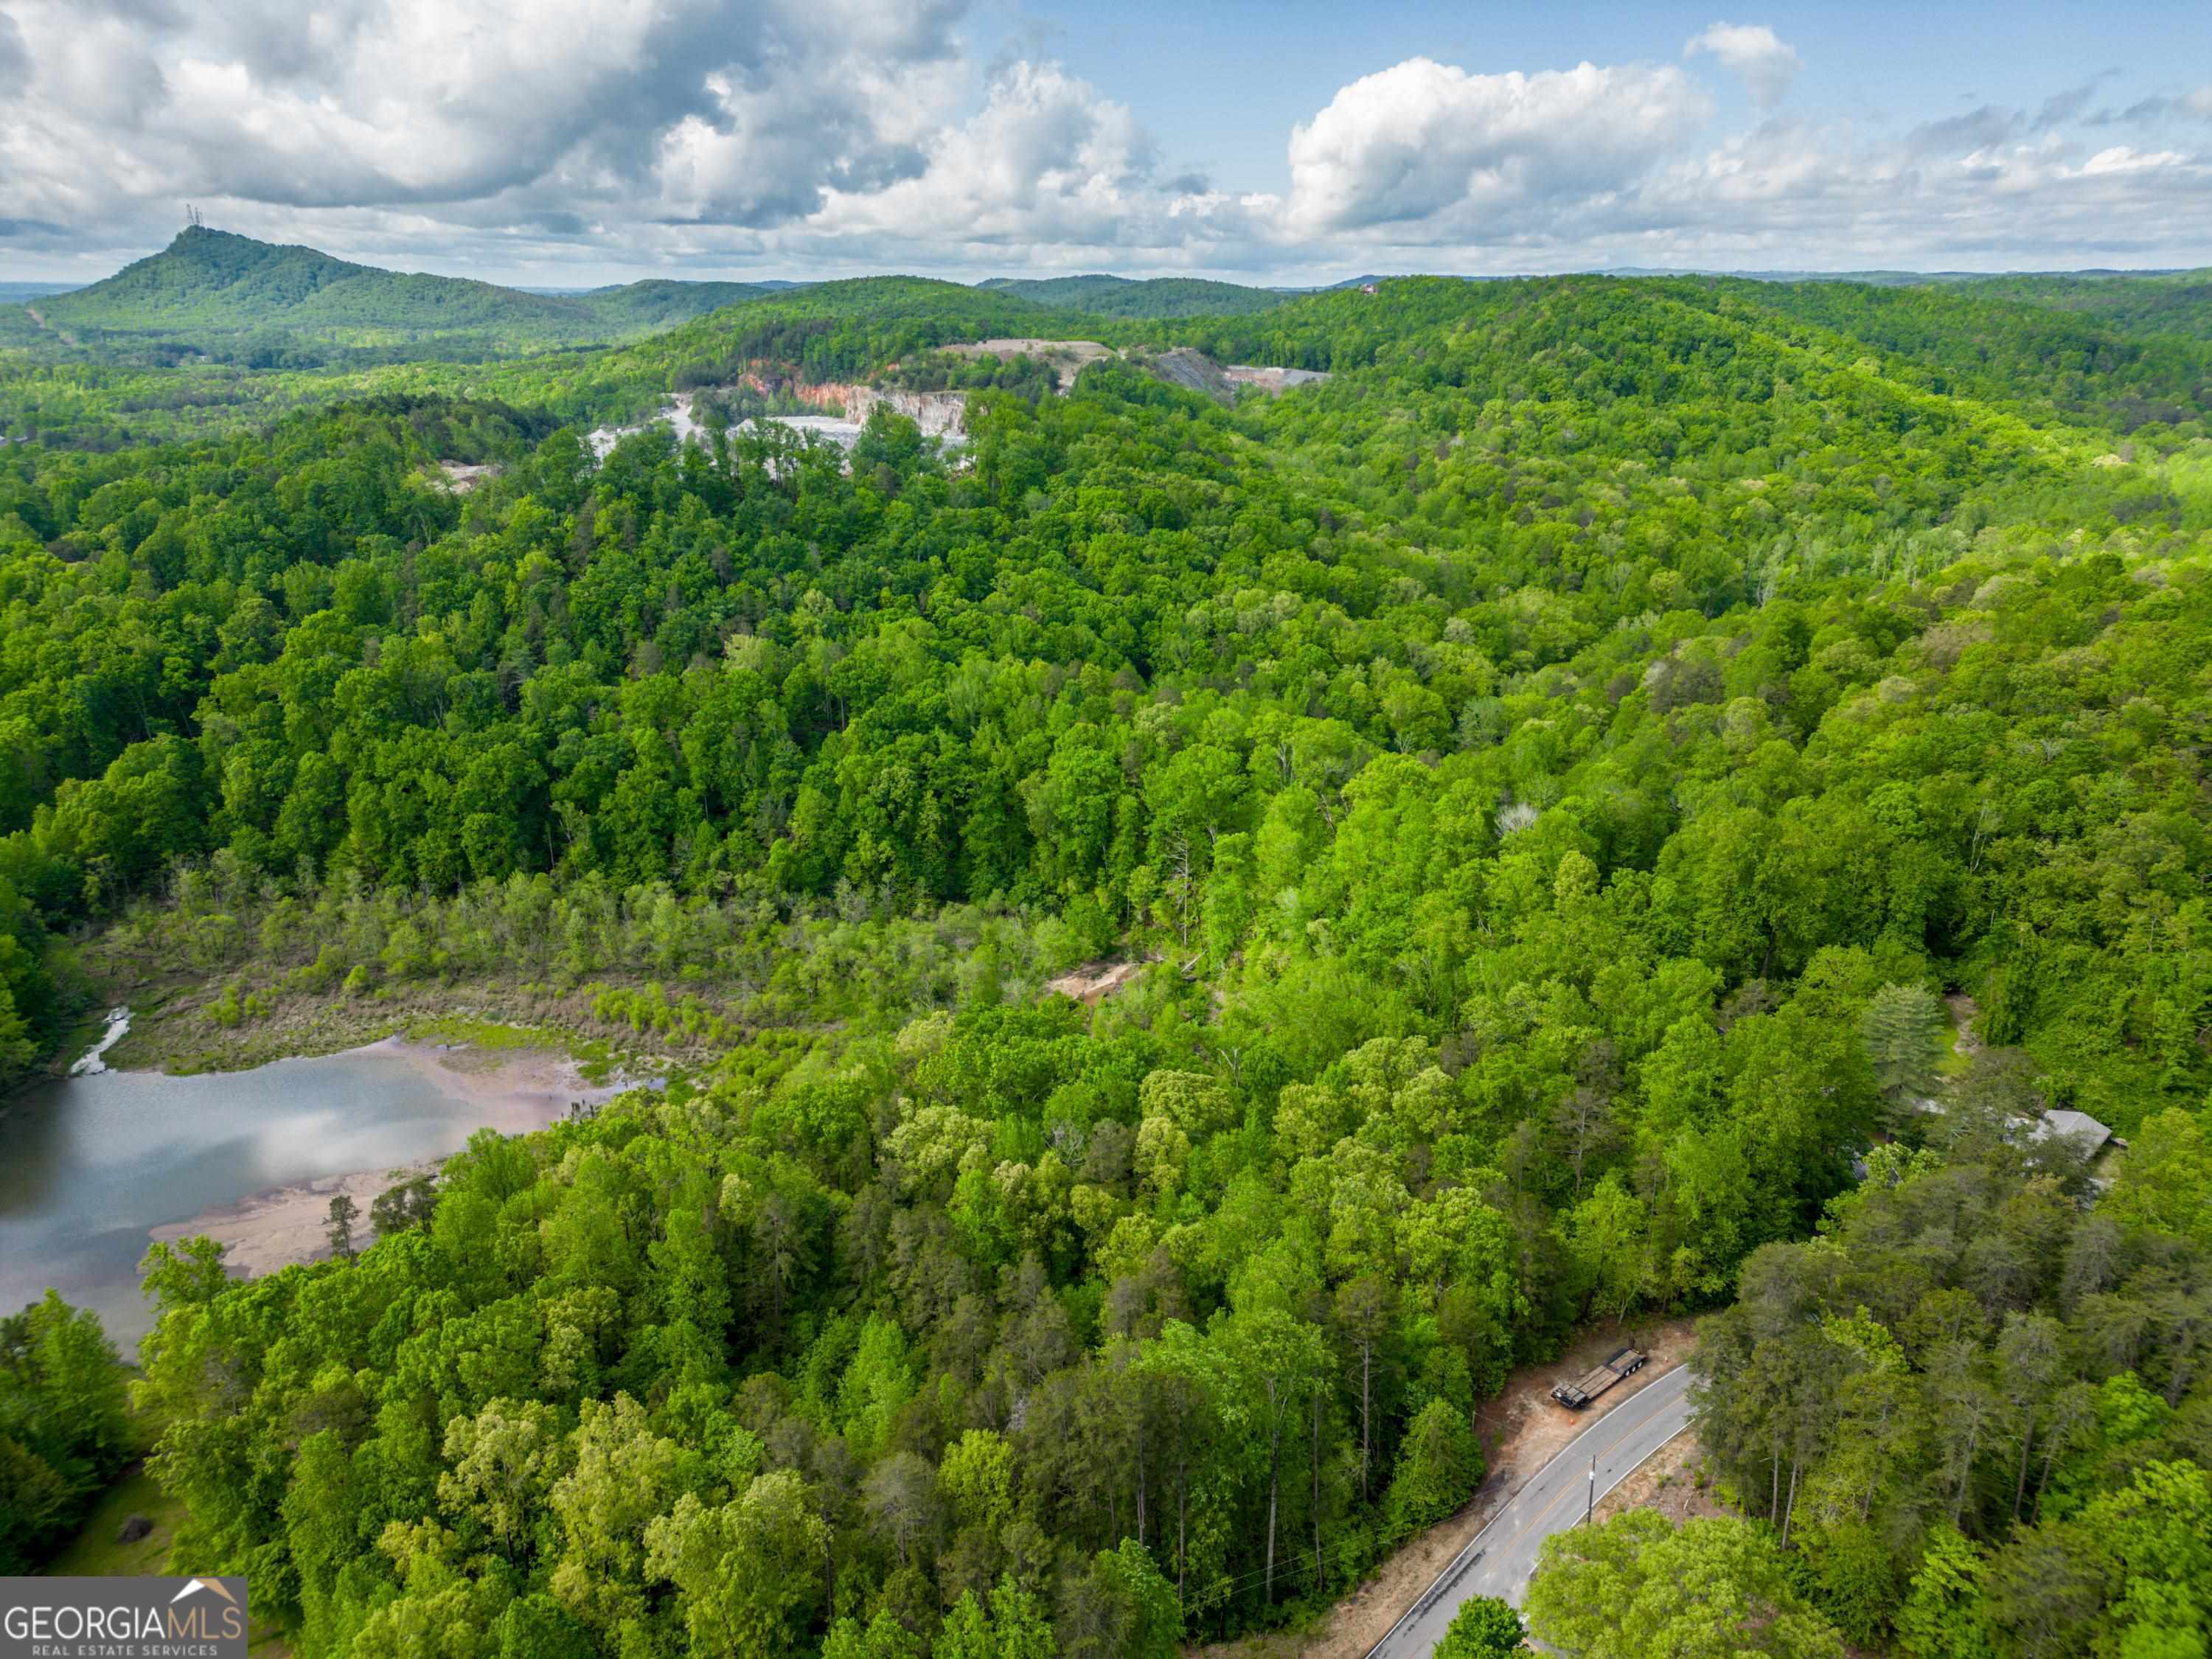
[0,274,1108,448]
[1686,1110,2212,1656]
[13,240,2209,451]
[1957,269,2212,344]
[1,260,2209,1657]
[974,276,1291,319]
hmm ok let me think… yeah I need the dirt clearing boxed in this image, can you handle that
[942,338,1114,389]
[1590,1432,1729,1527]
[1044,956,1158,1006]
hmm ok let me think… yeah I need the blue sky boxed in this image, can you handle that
[1,0,2208,285]
[988,0,2204,198]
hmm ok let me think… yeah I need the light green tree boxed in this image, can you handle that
[2104,1107,2212,1247]
[820,1610,928,1659]
[1896,1525,1995,1659]
[1435,1594,1526,1658]
[937,1576,1056,1659]
[546,1393,690,1636]
[939,1428,1016,1535]
[438,1397,563,1561]
[644,1470,831,1658]
[1526,1511,1846,1659]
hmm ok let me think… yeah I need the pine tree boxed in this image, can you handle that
[325,1192,358,1259]
[1862,984,1946,1108]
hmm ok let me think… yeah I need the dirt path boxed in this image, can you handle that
[1185,1316,1698,1659]
[1945,991,1983,1060]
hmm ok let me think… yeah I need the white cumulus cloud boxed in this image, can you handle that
[801,62,1175,257]
[1685,22,1801,110]
[0,5,2208,282]
[1284,58,1711,237]
[0,0,974,265]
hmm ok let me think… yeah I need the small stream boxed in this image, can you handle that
[68,1006,131,1075]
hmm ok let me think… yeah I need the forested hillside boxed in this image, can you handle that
[0,276,1100,448]
[977,275,1286,318]
[1955,268,2212,341]
[1,269,2209,1657]
[1130,274,2212,435]
[15,261,2212,455]
[1707,276,2212,428]
[1688,1112,2212,1656]
[0,227,771,366]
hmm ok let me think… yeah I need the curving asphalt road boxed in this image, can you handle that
[1366,1362,1695,1658]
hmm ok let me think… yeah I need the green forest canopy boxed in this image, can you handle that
[975,274,1290,319]
[13,259,2212,449]
[1951,268,2212,341]
[0,266,2208,1657]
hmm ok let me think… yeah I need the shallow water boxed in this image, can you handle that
[0,1043,573,1352]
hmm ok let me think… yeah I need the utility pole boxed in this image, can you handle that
[1586,1455,1596,1526]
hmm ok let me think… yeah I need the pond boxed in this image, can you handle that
[0,1037,601,1353]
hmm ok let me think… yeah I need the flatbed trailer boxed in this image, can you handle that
[1550,1346,1648,1409]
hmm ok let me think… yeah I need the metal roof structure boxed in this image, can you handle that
[2030,1108,2114,1154]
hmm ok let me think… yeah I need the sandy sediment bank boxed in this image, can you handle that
[147,1037,641,1280]
[149,1159,440,1278]
[369,1033,619,1130]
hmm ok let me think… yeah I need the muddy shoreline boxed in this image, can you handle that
[143,1036,637,1280]
[150,1158,442,1277]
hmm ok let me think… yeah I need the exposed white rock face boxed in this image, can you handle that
[588,386,970,460]
[1225,364,1332,392]
[844,386,967,437]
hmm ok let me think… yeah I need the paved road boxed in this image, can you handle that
[1367,1363,1695,1658]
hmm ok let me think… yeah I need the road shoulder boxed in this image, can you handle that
[1192,1317,1697,1659]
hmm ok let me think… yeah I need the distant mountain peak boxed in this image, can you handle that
[15,229,773,357]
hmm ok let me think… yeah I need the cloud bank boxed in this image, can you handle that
[0,2,2207,281]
